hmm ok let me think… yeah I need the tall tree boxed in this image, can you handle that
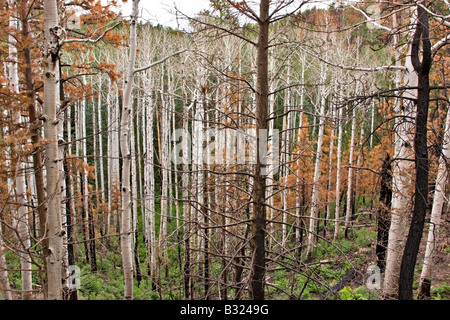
[398,2,432,300]
[42,0,65,300]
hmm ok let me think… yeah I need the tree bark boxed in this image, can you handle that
[398,3,432,300]
[344,108,356,238]
[8,3,33,299]
[120,0,140,300]
[383,9,418,298]
[250,0,269,300]
[0,220,12,300]
[43,0,64,300]
[418,107,450,299]
[306,83,327,257]
[20,0,49,297]
[376,154,392,273]
[334,103,343,239]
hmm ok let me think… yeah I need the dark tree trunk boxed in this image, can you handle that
[250,0,270,301]
[235,205,251,300]
[64,153,77,300]
[134,230,142,286]
[88,204,98,272]
[376,154,392,273]
[398,3,432,300]
[203,182,210,300]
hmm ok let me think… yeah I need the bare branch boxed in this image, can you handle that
[349,4,393,32]
[432,33,450,53]
[299,47,407,72]
[133,47,189,74]
[63,22,121,44]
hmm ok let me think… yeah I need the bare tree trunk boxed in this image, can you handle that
[143,71,157,290]
[159,81,170,281]
[376,154,392,273]
[8,6,32,299]
[120,0,140,300]
[399,4,432,299]
[384,8,418,298]
[43,0,64,300]
[306,80,327,258]
[20,4,49,296]
[0,221,12,300]
[334,105,343,239]
[344,108,356,238]
[418,106,450,299]
[250,0,269,300]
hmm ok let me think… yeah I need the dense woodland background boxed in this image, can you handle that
[0,0,449,300]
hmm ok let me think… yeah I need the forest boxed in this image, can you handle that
[0,0,449,301]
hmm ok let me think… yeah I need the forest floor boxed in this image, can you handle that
[6,209,450,300]
[341,209,450,300]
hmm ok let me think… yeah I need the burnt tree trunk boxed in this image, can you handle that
[376,154,392,273]
[398,3,432,300]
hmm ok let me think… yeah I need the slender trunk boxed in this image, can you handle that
[344,108,356,238]
[418,107,450,299]
[64,152,77,300]
[20,0,49,297]
[130,94,141,285]
[43,0,64,300]
[0,217,12,300]
[334,105,343,239]
[120,0,139,300]
[143,71,157,290]
[306,85,327,257]
[376,154,392,273]
[383,9,418,298]
[399,5,432,299]
[8,5,32,299]
[325,121,335,234]
[182,101,192,299]
[159,83,169,282]
[250,0,269,300]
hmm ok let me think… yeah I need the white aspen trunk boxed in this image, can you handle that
[182,96,192,298]
[354,125,365,212]
[159,83,169,271]
[266,57,275,241]
[81,75,90,244]
[97,75,106,213]
[43,0,64,300]
[0,220,12,300]
[334,105,343,239]
[193,90,204,263]
[306,90,327,258]
[344,107,356,235]
[326,125,335,225]
[106,77,112,233]
[172,91,180,232]
[384,9,418,297]
[295,61,305,244]
[131,100,138,264]
[143,72,157,286]
[136,90,144,228]
[281,62,291,247]
[295,112,304,244]
[8,8,32,299]
[120,0,139,300]
[418,106,450,295]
